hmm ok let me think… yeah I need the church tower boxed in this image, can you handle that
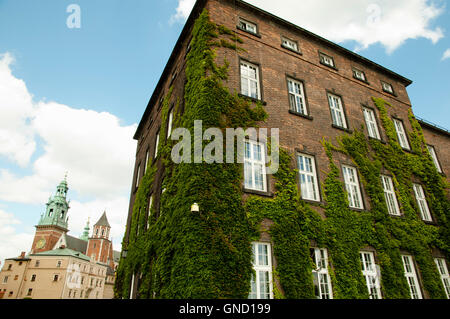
[86,211,114,268]
[31,176,70,254]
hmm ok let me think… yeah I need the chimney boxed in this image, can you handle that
[20,252,25,258]
[60,245,66,249]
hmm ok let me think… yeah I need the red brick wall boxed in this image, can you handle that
[31,227,65,254]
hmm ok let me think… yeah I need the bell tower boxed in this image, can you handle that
[31,175,70,254]
[87,211,115,268]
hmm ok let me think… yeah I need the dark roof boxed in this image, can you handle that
[133,0,413,140]
[94,212,111,227]
[417,118,450,137]
[66,235,88,254]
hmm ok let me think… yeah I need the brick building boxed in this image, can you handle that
[116,0,450,299]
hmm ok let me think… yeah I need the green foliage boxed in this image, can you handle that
[115,10,449,300]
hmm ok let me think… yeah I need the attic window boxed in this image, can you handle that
[238,18,258,35]
[281,37,299,52]
[319,52,336,69]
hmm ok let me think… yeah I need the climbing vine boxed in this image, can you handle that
[115,10,449,299]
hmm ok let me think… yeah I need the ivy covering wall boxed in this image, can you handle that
[114,10,449,299]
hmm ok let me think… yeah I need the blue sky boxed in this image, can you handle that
[0,0,449,262]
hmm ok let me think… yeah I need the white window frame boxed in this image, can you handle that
[144,149,149,174]
[328,93,347,129]
[427,145,442,173]
[297,153,320,202]
[393,119,410,150]
[434,258,450,299]
[401,255,423,299]
[240,61,261,100]
[147,195,153,230]
[311,248,333,299]
[249,242,273,299]
[413,184,432,222]
[244,140,267,192]
[287,78,307,115]
[360,251,382,299]
[320,53,335,67]
[342,165,364,209]
[353,68,366,81]
[154,132,160,159]
[167,110,173,139]
[363,107,381,140]
[282,37,298,52]
[238,18,257,34]
[135,164,141,189]
[381,81,394,94]
[381,175,401,216]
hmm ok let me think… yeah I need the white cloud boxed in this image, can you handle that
[0,209,34,263]
[171,0,444,53]
[442,48,450,61]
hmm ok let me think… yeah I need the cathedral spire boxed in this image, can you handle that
[37,175,70,230]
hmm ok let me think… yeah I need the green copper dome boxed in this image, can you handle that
[37,176,70,230]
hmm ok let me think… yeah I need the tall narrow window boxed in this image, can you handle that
[154,132,160,159]
[393,119,410,150]
[167,110,173,139]
[342,165,363,209]
[297,154,320,202]
[144,149,149,173]
[240,61,261,100]
[434,258,450,298]
[287,78,307,115]
[401,255,423,299]
[147,195,153,230]
[363,107,381,140]
[381,175,401,216]
[360,251,382,299]
[328,94,347,129]
[135,164,141,189]
[427,145,442,173]
[244,140,267,192]
[413,184,432,222]
[311,248,333,299]
[249,242,273,299]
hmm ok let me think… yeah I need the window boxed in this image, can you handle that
[381,81,394,94]
[413,184,432,222]
[238,18,257,35]
[56,260,62,268]
[281,37,298,52]
[427,145,442,173]
[311,248,333,299]
[401,255,423,299]
[297,154,320,201]
[287,78,307,115]
[167,109,173,139]
[352,68,367,82]
[35,260,40,267]
[240,61,261,100]
[135,164,141,189]
[434,258,450,298]
[147,195,153,229]
[49,208,53,217]
[27,288,32,296]
[53,275,59,282]
[360,251,382,299]
[144,149,149,174]
[393,119,410,150]
[14,275,18,281]
[31,274,36,282]
[342,165,364,209]
[319,52,335,68]
[244,140,267,192]
[381,175,401,216]
[68,290,72,298]
[327,93,347,129]
[3,276,8,284]
[363,107,381,140]
[154,132,160,159]
[249,242,273,299]
[7,264,12,271]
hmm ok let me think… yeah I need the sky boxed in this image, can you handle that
[0,0,449,263]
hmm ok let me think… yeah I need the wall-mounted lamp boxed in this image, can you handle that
[191,203,200,212]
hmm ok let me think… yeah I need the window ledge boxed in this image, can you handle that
[320,62,339,71]
[349,207,368,213]
[423,220,438,226]
[289,110,313,120]
[281,44,302,55]
[382,89,397,97]
[243,188,274,198]
[331,124,352,133]
[353,77,370,85]
[368,136,386,144]
[301,199,324,206]
[238,94,267,105]
[236,26,262,38]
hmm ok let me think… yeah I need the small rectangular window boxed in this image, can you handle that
[401,255,423,299]
[249,242,273,299]
[56,260,62,268]
[244,140,267,192]
[434,258,450,298]
[393,119,410,150]
[35,260,40,267]
[342,165,363,209]
[311,248,333,299]
[297,153,320,202]
[53,275,59,282]
[381,81,394,94]
[427,145,442,173]
[281,37,299,52]
[413,184,432,222]
[360,251,382,299]
[240,61,261,100]
[319,52,335,68]
[328,94,347,129]
[287,78,307,115]
[363,107,381,140]
[352,68,367,82]
[381,175,401,216]
[238,18,258,35]
[31,274,36,282]
[147,195,153,230]
[3,276,8,284]
[27,288,32,296]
